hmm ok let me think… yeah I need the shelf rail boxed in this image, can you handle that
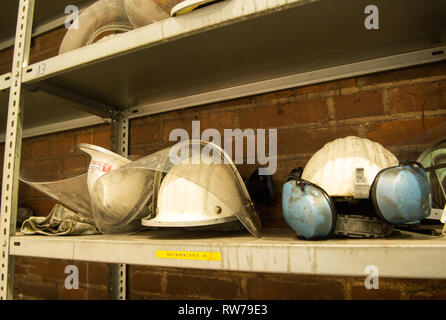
[108,117,129,300]
[0,0,35,300]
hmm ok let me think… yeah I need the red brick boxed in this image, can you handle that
[129,118,161,145]
[278,125,362,156]
[19,198,59,217]
[19,180,46,198]
[30,139,51,158]
[21,158,62,181]
[59,284,87,300]
[61,155,89,177]
[130,270,163,294]
[22,258,68,280]
[76,132,93,145]
[14,258,108,287]
[77,261,109,286]
[366,116,446,147]
[128,292,148,300]
[239,98,329,129]
[13,275,59,300]
[32,27,66,52]
[162,112,236,141]
[129,142,171,157]
[0,64,11,75]
[28,27,66,65]
[390,80,446,113]
[358,61,446,87]
[334,91,384,119]
[351,286,401,300]
[0,47,13,66]
[128,292,167,300]
[29,49,60,65]
[166,274,241,299]
[200,111,236,133]
[50,135,76,155]
[31,135,75,157]
[246,276,344,299]
[85,287,108,300]
[160,116,194,142]
[20,140,33,160]
[92,128,111,149]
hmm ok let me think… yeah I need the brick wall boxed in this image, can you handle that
[1,27,446,300]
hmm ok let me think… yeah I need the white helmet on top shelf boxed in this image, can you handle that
[302,136,399,198]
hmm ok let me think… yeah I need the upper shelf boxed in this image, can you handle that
[21,0,446,106]
[2,0,446,141]
[10,228,446,279]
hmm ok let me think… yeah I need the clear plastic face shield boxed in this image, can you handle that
[20,168,92,219]
[19,143,131,220]
[90,139,262,237]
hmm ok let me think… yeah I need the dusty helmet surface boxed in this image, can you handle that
[302,136,399,197]
[124,0,181,28]
[141,140,262,237]
[146,161,240,227]
[78,143,131,195]
[59,0,134,54]
[90,139,262,237]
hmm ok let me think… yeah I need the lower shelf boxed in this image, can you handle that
[10,228,446,279]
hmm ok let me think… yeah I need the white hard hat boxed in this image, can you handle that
[140,140,262,237]
[90,139,262,237]
[144,161,241,227]
[302,136,399,198]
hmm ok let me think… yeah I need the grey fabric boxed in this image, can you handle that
[21,204,99,236]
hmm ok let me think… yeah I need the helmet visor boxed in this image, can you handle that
[20,167,92,219]
[91,140,262,237]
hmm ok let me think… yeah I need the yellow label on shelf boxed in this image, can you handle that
[156,250,221,261]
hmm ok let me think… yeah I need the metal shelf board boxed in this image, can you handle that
[19,0,446,111]
[0,89,108,142]
[10,229,446,279]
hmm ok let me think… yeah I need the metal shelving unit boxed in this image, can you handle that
[1,0,446,300]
